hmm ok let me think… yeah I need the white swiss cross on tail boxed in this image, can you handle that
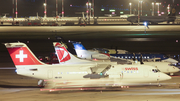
[5,42,43,66]
[16,50,27,62]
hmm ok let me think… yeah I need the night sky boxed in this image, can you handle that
[0,0,179,17]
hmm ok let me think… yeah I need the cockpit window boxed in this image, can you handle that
[152,69,160,73]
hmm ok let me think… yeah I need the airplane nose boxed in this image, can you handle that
[164,58,178,63]
[175,67,180,72]
[158,73,171,81]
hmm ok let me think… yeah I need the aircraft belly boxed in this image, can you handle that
[45,78,117,88]
[141,18,165,23]
[120,78,158,86]
[45,76,159,89]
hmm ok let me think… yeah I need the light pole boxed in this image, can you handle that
[56,0,58,16]
[129,3,132,15]
[12,0,14,23]
[156,3,161,16]
[152,2,154,16]
[15,0,17,18]
[140,1,143,16]
[138,0,140,25]
[134,8,136,15]
[62,0,64,17]
[86,2,89,18]
[92,0,94,17]
[89,3,91,17]
[43,2,47,18]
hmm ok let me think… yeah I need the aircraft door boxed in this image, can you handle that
[120,73,123,80]
[143,69,149,78]
[48,70,53,79]
[119,73,123,85]
[158,70,160,77]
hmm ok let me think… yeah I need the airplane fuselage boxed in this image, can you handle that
[5,42,171,90]
[16,64,170,88]
[127,16,176,24]
[110,53,178,63]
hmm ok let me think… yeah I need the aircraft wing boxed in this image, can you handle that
[90,64,111,74]
[83,64,111,79]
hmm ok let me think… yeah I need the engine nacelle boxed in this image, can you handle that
[91,54,110,60]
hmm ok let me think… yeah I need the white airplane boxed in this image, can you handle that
[131,55,179,76]
[111,53,178,64]
[142,62,179,76]
[4,42,171,91]
[53,42,172,84]
[127,6,176,24]
[69,41,110,60]
[54,42,121,64]
[130,60,179,76]
[67,41,179,75]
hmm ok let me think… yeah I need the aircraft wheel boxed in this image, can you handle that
[38,80,45,87]
[170,73,174,76]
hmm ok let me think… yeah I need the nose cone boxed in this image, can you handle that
[173,67,180,72]
[158,73,171,81]
[164,58,178,64]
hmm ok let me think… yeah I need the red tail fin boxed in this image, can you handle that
[53,42,71,63]
[53,42,90,64]
[5,42,44,66]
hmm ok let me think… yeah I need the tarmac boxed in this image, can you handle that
[0,68,180,101]
[0,25,180,32]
